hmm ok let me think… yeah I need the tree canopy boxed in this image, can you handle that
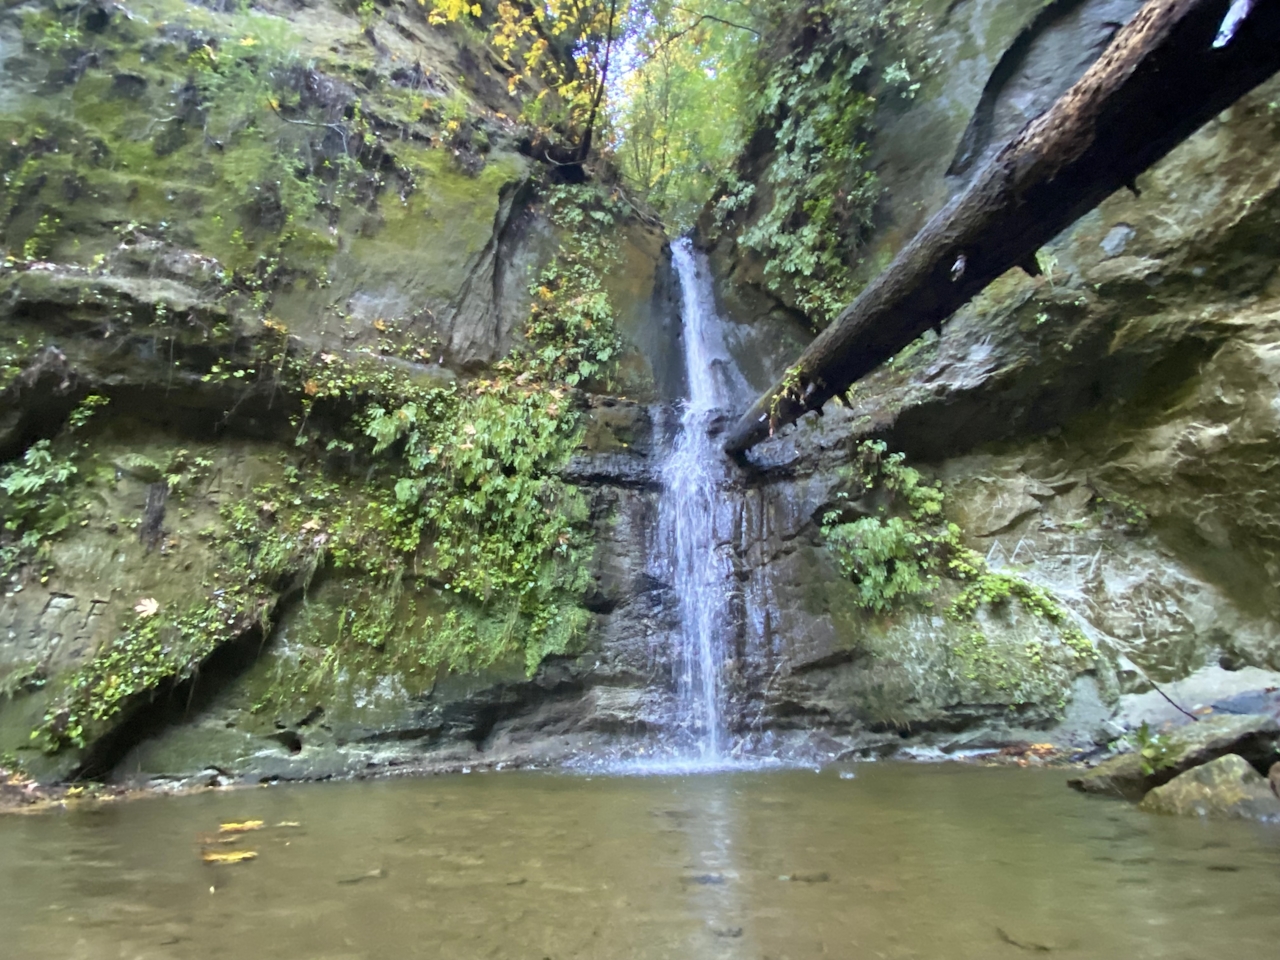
[425,0,930,323]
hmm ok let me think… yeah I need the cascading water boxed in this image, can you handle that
[654,238,750,763]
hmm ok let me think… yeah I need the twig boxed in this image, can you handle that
[1149,678,1201,722]
[670,6,760,36]
[267,103,350,155]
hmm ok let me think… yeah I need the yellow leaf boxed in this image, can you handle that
[219,820,264,834]
[239,36,257,47]
[202,849,258,864]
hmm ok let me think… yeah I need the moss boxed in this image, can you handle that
[2,0,523,329]
[32,591,275,753]
[1,0,639,757]
[16,176,625,755]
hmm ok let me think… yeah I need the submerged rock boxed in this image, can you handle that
[1139,754,1280,821]
[1068,713,1280,801]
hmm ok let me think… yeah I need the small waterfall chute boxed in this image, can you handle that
[650,238,748,766]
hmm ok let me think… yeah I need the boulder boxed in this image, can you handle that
[1139,754,1280,821]
[1068,713,1280,801]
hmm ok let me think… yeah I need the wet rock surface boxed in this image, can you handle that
[5,0,1280,784]
[1067,714,1280,801]
[689,0,1280,760]
[1139,753,1280,821]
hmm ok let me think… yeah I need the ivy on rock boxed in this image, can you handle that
[24,180,626,754]
[820,441,1097,709]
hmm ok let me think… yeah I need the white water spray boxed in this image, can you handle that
[656,238,749,762]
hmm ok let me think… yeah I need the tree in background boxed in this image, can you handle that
[426,0,932,326]
[426,0,626,168]
[608,1,757,227]
[612,0,933,325]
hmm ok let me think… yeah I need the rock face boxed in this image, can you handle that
[690,0,1280,755]
[0,0,678,782]
[1139,754,1280,821]
[1067,714,1280,801]
[6,0,1280,784]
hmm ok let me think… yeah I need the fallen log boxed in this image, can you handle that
[723,0,1280,455]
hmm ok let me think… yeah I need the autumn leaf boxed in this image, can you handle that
[202,849,258,864]
[219,820,264,834]
[134,597,159,618]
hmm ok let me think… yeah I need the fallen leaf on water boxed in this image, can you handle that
[201,850,258,865]
[276,821,302,828]
[219,820,264,834]
[337,867,385,885]
[996,926,1054,952]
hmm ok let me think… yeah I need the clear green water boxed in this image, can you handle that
[2,763,1279,959]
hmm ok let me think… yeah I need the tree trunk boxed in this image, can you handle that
[723,0,1280,455]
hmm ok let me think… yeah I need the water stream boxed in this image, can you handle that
[5,764,1280,959]
[652,239,750,764]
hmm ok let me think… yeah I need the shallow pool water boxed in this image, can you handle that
[2,763,1279,959]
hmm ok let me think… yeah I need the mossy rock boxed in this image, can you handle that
[1139,754,1280,821]
[1069,713,1280,801]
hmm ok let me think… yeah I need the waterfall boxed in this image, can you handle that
[655,238,749,763]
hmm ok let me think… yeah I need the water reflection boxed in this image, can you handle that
[3,765,1280,959]
[670,777,752,959]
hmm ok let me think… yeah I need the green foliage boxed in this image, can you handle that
[0,441,77,578]
[614,1,933,322]
[612,2,755,227]
[820,442,1097,706]
[0,394,109,576]
[67,394,109,431]
[769,363,804,430]
[1131,721,1177,777]
[0,335,34,393]
[820,441,952,614]
[351,185,623,673]
[525,184,625,387]
[219,183,618,681]
[824,516,936,615]
[33,594,273,753]
[735,0,932,324]
[1094,494,1150,532]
